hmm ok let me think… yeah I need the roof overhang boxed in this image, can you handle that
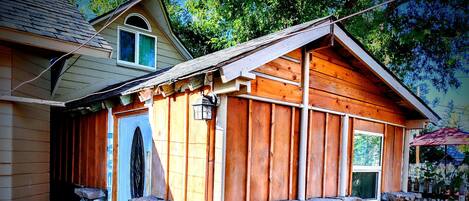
[0,27,112,58]
[219,20,331,82]
[219,20,439,123]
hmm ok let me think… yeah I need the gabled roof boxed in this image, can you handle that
[89,0,192,60]
[0,0,112,57]
[124,16,331,93]
[121,16,439,122]
[69,16,439,122]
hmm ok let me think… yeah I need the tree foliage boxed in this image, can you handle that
[164,0,468,93]
[88,0,126,17]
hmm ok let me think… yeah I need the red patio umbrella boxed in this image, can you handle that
[411,127,469,146]
[410,128,469,175]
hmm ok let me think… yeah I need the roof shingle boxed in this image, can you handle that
[0,0,110,50]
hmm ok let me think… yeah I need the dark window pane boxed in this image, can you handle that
[126,15,149,30]
[353,134,382,166]
[119,30,135,63]
[138,35,155,67]
[352,172,378,199]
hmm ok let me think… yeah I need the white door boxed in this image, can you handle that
[117,114,152,201]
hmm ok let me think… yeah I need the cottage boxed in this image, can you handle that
[0,0,191,200]
[52,10,440,201]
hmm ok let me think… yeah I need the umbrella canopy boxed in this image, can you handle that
[411,127,469,146]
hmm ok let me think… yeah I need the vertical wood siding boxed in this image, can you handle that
[352,119,404,194]
[225,97,300,201]
[51,110,108,201]
[225,48,407,200]
[147,88,215,201]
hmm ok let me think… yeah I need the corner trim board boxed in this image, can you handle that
[220,21,331,83]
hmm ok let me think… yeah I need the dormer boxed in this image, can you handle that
[117,13,157,69]
[51,0,193,101]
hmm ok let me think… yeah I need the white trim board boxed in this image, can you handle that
[220,20,331,83]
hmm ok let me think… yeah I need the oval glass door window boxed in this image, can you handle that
[130,127,145,198]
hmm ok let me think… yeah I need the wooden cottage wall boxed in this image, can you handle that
[50,110,108,200]
[224,97,300,200]
[148,88,215,201]
[351,119,404,193]
[224,47,407,200]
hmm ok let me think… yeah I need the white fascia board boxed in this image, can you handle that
[219,21,331,83]
[333,24,439,123]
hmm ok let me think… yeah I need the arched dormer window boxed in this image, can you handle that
[124,13,151,32]
[118,13,157,69]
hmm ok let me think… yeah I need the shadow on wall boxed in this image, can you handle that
[151,142,173,200]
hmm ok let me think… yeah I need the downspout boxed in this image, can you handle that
[297,47,310,200]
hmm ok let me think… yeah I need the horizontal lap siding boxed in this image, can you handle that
[0,47,52,201]
[51,110,107,201]
[225,97,299,201]
[54,4,186,101]
[309,51,406,125]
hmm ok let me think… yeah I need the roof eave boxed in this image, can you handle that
[0,27,113,58]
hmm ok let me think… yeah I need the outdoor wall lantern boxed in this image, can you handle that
[192,93,218,120]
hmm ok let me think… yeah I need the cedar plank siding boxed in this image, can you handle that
[0,45,51,201]
[53,4,186,101]
[225,97,300,200]
[148,88,214,201]
[50,110,108,200]
[224,48,406,199]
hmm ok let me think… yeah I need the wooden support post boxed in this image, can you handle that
[381,124,388,193]
[298,47,310,200]
[338,115,349,196]
[288,107,296,200]
[305,110,313,197]
[165,97,171,201]
[322,113,329,197]
[246,100,253,201]
[268,104,276,201]
[184,93,189,201]
[401,128,411,192]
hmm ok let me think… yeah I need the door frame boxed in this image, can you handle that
[112,106,148,201]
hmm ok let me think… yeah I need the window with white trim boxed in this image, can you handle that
[118,13,156,69]
[351,131,383,200]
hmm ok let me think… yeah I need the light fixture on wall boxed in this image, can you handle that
[192,93,218,120]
